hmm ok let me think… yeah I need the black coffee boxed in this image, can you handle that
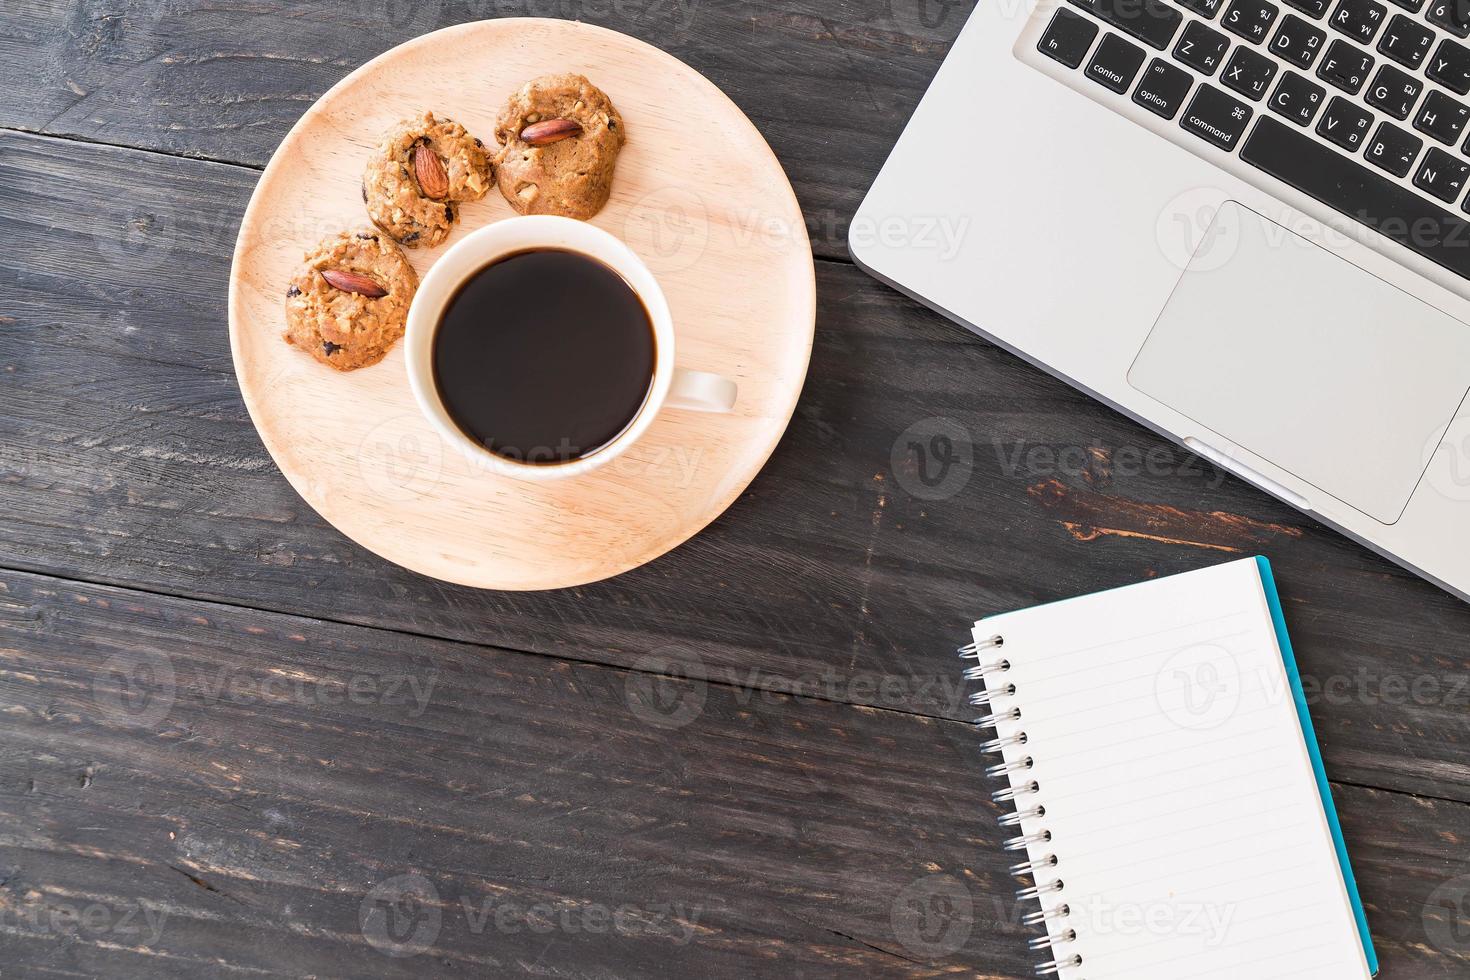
[433,249,656,464]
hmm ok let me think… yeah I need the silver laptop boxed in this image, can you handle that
[852,0,1470,600]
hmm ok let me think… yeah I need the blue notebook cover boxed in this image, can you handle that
[1253,556,1379,976]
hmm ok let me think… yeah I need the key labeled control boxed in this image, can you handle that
[1087,32,1148,92]
[1180,83,1255,147]
[1038,8,1100,68]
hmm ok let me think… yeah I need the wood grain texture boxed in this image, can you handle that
[3,3,1470,974]
[0,0,969,261]
[230,18,815,589]
[2,129,1470,810]
[0,569,1467,978]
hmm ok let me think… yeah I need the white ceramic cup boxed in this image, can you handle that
[405,216,737,482]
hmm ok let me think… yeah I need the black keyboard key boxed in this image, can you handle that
[1318,38,1377,90]
[1285,0,1332,16]
[1271,13,1330,64]
[1174,20,1232,73]
[1332,0,1389,42]
[1366,63,1423,116]
[1039,8,1101,67]
[1086,32,1149,91]
[1414,146,1470,200]
[1223,45,1281,98]
[1240,116,1470,279]
[1428,38,1470,92]
[1366,120,1425,173]
[1415,89,1470,142]
[1180,82,1256,147]
[1377,13,1437,67]
[1179,0,1226,17]
[1317,95,1376,148]
[1269,70,1328,122]
[1387,0,1425,10]
[1134,57,1197,116]
[1427,0,1470,36]
[1224,0,1282,40]
[1072,0,1184,49]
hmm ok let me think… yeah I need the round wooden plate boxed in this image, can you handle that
[228,19,815,590]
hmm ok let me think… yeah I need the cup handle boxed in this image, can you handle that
[666,368,737,414]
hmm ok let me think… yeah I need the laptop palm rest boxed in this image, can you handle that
[1128,201,1470,525]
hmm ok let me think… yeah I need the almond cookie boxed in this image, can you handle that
[284,231,418,371]
[363,112,492,248]
[492,74,625,220]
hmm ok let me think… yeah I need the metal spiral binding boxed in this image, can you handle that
[962,632,1083,978]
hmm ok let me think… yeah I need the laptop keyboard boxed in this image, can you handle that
[1037,0,1470,280]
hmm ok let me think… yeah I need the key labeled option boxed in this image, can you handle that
[1223,45,1281,99]
[1317,94,1375,149]
[1038,8,1100,68]
[1086,32,1148,92]
[1134,57,1196,117]
[1180,83,1255,148]
[1414,145,1470,201]
[1270,70,1328,123]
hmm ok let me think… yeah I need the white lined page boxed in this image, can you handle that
[975,558,1371,980]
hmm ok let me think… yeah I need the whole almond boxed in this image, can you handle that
[321,269,388,298]
[520,118,582,146]
[414,144,450,200]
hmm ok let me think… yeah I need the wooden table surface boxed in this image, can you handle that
[2,2,1468,977]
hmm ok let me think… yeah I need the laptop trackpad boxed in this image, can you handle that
[1128,201,1470,524]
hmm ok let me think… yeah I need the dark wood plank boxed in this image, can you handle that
[1,569,1467,978]
[0,1,972,261]
[2,129,1470,807]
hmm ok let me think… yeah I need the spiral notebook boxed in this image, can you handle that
[962,557,1377,979]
